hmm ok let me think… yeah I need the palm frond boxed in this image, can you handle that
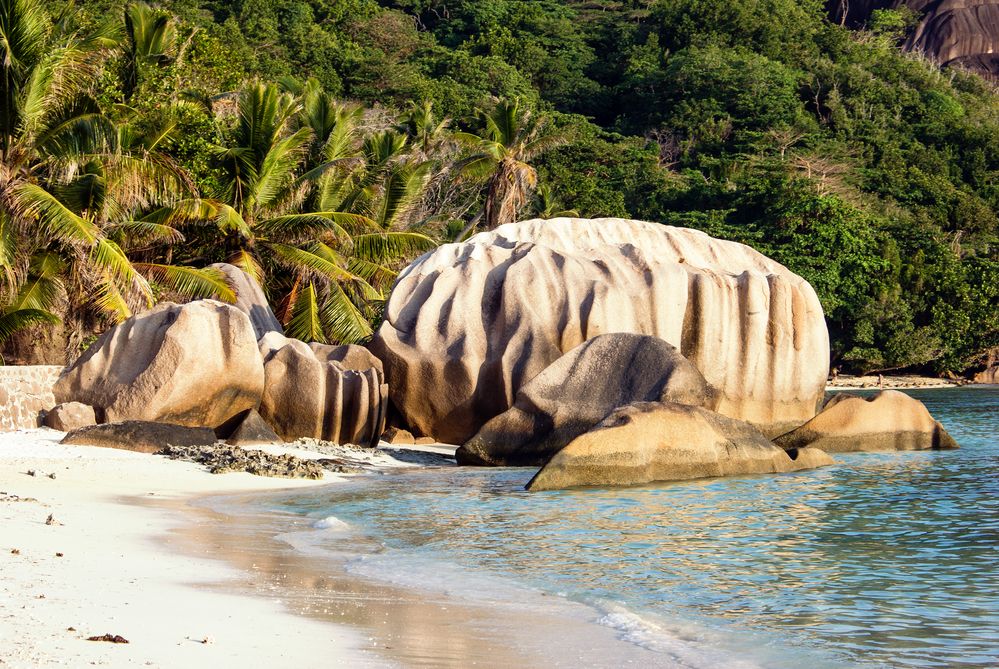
[0,308,60,345]
[266,242,359,283]
[319,281,373,344]
[351,232,437,262]
[284,281,324,343]
[137,264,237,302]
[11,183,99,244]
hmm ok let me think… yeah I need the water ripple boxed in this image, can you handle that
[279,388,999,668]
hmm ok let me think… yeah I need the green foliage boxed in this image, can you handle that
[2,0,996,373]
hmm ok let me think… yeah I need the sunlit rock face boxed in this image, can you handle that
[774,390,959,453]
[526,402,834,492]
[54,301,264,428]
[828,0,999,79]
[372,218,829,444]
[258,332,388,447]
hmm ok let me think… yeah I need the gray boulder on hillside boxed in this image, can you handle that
[258,332,387,446]
[527,402,834,492]
[53,301,264,429]
[457,333,717,466]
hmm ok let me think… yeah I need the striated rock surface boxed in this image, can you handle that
[209,263,283,339]
[372,218,829,444]
[53,301,264,429]
[61,421,217,454]
[458,333,717,466]
[258,332,387,446]
[43,402,97,432]
[828,0,999,79]
[773,390,959,453]
[527,402,833,492]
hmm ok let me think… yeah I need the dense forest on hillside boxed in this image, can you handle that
[1,0,997,375]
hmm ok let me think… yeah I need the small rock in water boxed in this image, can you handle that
[87,633,129,644]
[48,473,56,480]
[11,548,20,555]
[44,514,59,526]
[55,552,64,557]
[26,470,35,477]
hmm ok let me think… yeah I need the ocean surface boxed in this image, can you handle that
[244,388,999,668]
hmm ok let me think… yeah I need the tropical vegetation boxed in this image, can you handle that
[0,0,996,378]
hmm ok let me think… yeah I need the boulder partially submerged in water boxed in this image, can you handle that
[258,332,388,447]
[53,300,264,429]
[973,366,998,384]
[371,218,829,444]
[773,390,959,453]
[458,333,717,466]
[527,402,833,492]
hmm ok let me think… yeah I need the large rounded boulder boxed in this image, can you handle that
[527,402,834,492]
[773,390,959,453]
[53,301,264,428]
[457,333,716,466]
[258,332,387,446]
[371,218,829,443]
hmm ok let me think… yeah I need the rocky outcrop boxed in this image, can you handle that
[209,263,284,339]
[527,402,834,492]
[43,402,97,432]
[773,390,959,453]
[827,0,999,79]
[372,218,829,444]
[973,366,998,384]
[214,408,281,446]
[0,365,61,431]
[61,421,217,454]
[258,332,387,446]
[53,301,264,429]
[458,333,717,466]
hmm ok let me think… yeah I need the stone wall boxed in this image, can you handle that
[0,366,63,431]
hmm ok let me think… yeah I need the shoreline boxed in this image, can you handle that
[0,429,392,668]
[0,430,666,668]
[825,374,966,391]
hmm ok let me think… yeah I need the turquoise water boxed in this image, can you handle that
[271,388,998,668]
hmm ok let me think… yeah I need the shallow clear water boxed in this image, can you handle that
[273,388,999,668]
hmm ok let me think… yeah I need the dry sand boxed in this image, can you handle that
[0,429,395,668]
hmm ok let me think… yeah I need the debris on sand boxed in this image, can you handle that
[86,633,129,643]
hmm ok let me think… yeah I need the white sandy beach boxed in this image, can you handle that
[0,429,407,669]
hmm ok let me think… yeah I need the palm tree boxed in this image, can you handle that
[122,2,177,102]
[0,0,232,358]
[456,98,569,233]
[159,81,436,344]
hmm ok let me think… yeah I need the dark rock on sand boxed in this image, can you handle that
[458,333,717,467]
[61,421,216,454]
[214,409,281,446]
[158,444,326,478]
[527,402,833,492]
[773,390,959,453]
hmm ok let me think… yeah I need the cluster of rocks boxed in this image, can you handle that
[373,218,959,490]
[35,217,961,490]
[157,444,330,479]
[47,263,388,461]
